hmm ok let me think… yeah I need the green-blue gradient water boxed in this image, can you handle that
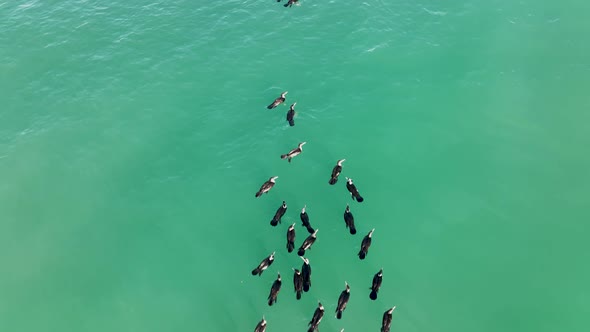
[1,1,589,331]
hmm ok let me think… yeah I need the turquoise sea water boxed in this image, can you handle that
[1,1,590,331]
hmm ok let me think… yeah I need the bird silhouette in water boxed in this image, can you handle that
[251,252,275,276]
[282,0,300,8]
[254,316,266,332]
[307,301,325,332]
[343,204,357,235]
[281,142,306,163]
[329,159,345,185]
[255,176,278,198]
[286,223,296,253]
[298,229,318,256]
[286,102,296,126]
[267,91,287,109]
[358,229,374,260]
[267,272,282,306]
[335,282,351,319]
[381,306,396,332]
[300,205,315,233]
[345,177,364,202]
[370,268,383,300]
[270,201,287,226]
[293,268,303,300]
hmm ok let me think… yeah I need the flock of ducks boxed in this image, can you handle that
[249,89,397,332]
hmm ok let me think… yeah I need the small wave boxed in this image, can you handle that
[17,1,38,10]
[364,42,388,53]
[423,7,447,16]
